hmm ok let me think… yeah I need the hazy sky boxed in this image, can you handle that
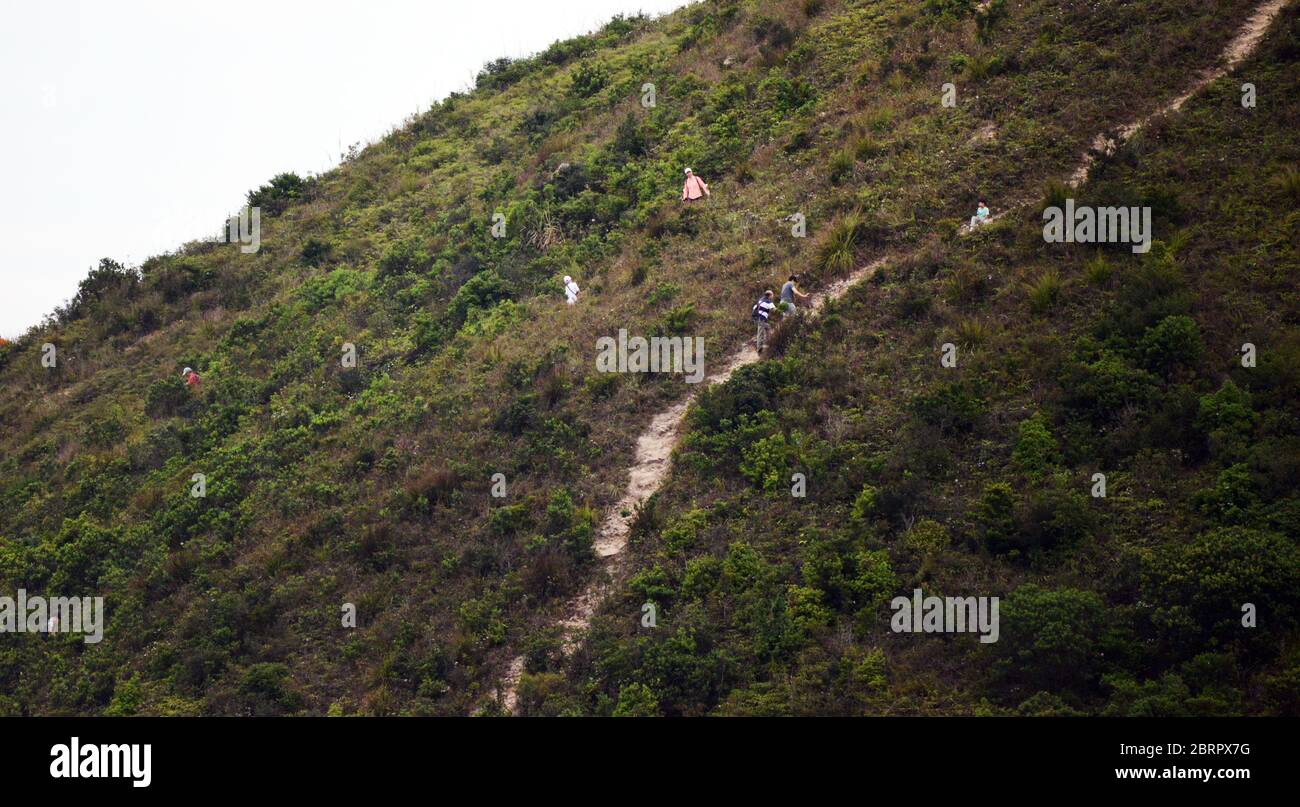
[0,0,685,338]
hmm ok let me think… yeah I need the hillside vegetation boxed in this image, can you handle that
[1,0,1295,716]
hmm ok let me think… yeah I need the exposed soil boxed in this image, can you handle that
[497,0,1291,715]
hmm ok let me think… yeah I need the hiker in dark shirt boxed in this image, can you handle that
[780,275,810,315]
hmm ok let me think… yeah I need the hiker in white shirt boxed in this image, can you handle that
[752,290,777,353]
[563,275,580,305]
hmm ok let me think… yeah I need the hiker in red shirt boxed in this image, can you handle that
[182,366,201,389]
[681,167,710,201]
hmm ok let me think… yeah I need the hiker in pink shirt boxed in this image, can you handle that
[681,168,710,201]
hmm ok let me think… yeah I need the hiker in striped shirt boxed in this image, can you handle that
[752,290,776,353]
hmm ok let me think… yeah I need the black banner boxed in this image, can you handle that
[5,717,1286,793]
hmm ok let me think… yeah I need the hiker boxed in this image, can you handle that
[780,274,810,315]
[681,168,710,202]
[563,275,580,305]
[182,366,201,389]
[969,198,991,229]
[752,290,776,353]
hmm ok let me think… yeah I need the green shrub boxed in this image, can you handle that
[629,564,675,603]
[377,239,430,277]
[543,488,596,563]
[1138,315,1203,376]
[144,377,191,419]
[1012,413,1059,480]
[568,61,610,98]
[247,172,310,216]
[1144,526,1300,652]
[489,503,531,535]
[903,518,949,556]
[299,268,369,311]
[448,270,512,324]
[300,238,332,267]
[850,484,880,522]
[911,381,985,435]
[239,663,304,715]
[661,509,707,553]
[410,312,448,355]
[992,585,1107,693]
[740,432,794,494]
[1196,380,1257,460]
[1192,464,1259,525]
[975,482,1016,551]
[1060,349,1156,422]
[613,682,660,717]
[1015,484,1094,555]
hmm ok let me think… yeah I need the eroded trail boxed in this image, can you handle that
[1068,0,1288,187]
[497,257,884,713]
[497,0,1290,714]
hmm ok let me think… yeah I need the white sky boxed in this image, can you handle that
[0,0,685,338]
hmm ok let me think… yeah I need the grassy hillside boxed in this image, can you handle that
[0,0,1293,716]
[537,2,1300,716]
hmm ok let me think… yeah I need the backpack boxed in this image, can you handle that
[751,299,764,320]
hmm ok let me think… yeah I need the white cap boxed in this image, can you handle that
[684,167,692,174]
[563,275,572,284]
[182,367,193,376]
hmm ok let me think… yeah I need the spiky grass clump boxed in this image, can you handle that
[1083,252,1113,286]
[816,211,866,274]
[1041,179,1071,212]
[1024,268,1064,314]
[828,149,855,185]
[1275,166,1300,203]
[956,317,992,348]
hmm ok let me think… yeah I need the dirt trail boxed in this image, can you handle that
[497,257,884,713]
[965,0,1286,234]
[497,0,1290,715]
[1068,0,1288,187]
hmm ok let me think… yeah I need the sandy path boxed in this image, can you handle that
[497,0,1290,714]
[498,256,885,713]
[1068,0,1288,187]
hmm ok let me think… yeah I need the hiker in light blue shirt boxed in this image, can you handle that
[969,198,991,229]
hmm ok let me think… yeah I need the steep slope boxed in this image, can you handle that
[0,0,1285,716]
[529,1,1300,716]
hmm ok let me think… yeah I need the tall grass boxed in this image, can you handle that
[1276,166,1300,203]
[1083,252,1113,286]
[1024,268,1064,313]
[828,149,855,185]
[816,211,866,274]
[1041,179,1070,212]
